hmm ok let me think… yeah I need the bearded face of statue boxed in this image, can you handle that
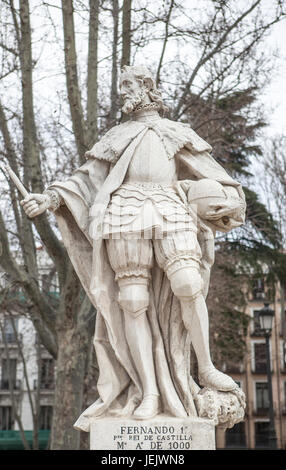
[119,71,150,114]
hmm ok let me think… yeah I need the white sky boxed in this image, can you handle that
[262,18,286,136]
[249,16,286,213]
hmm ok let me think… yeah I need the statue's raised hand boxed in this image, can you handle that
[20,193,51,218]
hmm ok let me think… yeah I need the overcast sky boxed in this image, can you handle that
[263,17,286,136]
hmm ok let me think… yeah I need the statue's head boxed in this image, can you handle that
[119,65,168,115]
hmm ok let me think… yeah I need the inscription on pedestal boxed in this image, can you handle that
[114,424,192,450]
[90,416,215,450]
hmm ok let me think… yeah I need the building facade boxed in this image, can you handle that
[0,313,54,449]
[1,273,286,449]
[217,280,286,449]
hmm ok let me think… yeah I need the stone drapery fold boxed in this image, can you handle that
[48,118,245,432]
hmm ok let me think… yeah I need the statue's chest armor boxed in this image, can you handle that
[125,130,177,183]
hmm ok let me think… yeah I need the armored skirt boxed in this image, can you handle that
[103,181,202,282]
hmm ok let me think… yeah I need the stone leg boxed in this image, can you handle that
[118,277,160,399]
[106,238,160,419]
[169,265,237,391]
[154,232,237,392]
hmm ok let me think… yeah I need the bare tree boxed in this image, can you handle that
[0,274,44,450]
[110,0,120,126]
[0,0,95,450]
[87,0,100,146]
[61,0,88,162]
[0,316,31,449]
[0,0,285,450]
[260,136,286,341]
[121,0,132,68]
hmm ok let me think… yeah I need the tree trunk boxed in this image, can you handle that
[121,0,132,68]
[87,0,99,147]
[61,0,87,163]
[110,0,119,126]
[50,326,89,450]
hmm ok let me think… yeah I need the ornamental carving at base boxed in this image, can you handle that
[195,387,246,429]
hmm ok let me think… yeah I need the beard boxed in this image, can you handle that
[122,90,146,114]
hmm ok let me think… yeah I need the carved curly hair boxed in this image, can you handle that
[121,65,169,114]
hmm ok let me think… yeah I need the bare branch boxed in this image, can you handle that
[156,0,175,87]
[173,0,262,119]
[61,0,87,162]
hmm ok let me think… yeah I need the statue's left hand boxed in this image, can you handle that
[20,193,51,218]
[204,201,236,220]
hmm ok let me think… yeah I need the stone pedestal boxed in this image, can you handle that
[89,414,215,450]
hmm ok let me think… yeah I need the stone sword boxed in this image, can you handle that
[1,163,30,198]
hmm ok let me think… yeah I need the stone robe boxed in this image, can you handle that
[48,117,246,432]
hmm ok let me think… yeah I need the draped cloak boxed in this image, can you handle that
[48,118,246,432]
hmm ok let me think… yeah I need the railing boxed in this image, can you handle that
[0,379,21,391]
[223,364,245,374]
[33,379,54,391]
[0,333,23,345]
[252,291,265,301]
[225,433,247,448]
[252,407,275,417]
[250,327,265,337]
[251,364,267,374]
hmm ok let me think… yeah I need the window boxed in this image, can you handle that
[0,406,14,430]
[1,358,17,390]
[40,359,55,389]
[255,421,270,448]
[225,422,246,448]
[39,406,53,430]
[254,343,267,373]
[41,272,59,294]
[255,382,269,413]
[252,310,264,336]
[282,342,286,372]
[252,278,265,300]
[0,317,18,343]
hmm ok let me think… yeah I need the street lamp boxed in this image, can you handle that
[258,302,277,449]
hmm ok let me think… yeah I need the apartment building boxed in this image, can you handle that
[217,279,286,449]
[0,313,54,449]
[1,269,286,449]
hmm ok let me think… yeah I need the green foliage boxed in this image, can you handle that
[213,307,249,365]
[242,187,282,249]
[207,248,250,366]
[191,86,284,363]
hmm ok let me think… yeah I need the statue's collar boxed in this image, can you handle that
[131,107,161,123]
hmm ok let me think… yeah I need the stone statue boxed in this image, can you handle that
[21,65,246,434]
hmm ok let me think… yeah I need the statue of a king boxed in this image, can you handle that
[21,65,246,432]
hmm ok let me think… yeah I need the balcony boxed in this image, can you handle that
[0,333,22,347]
[252,365,268,374]
[250,328,265,338]
[252,291,265,301]
[33,379,54,391]
[253,408,270,417]
[223,364,245,374]
[0,379,21,391]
